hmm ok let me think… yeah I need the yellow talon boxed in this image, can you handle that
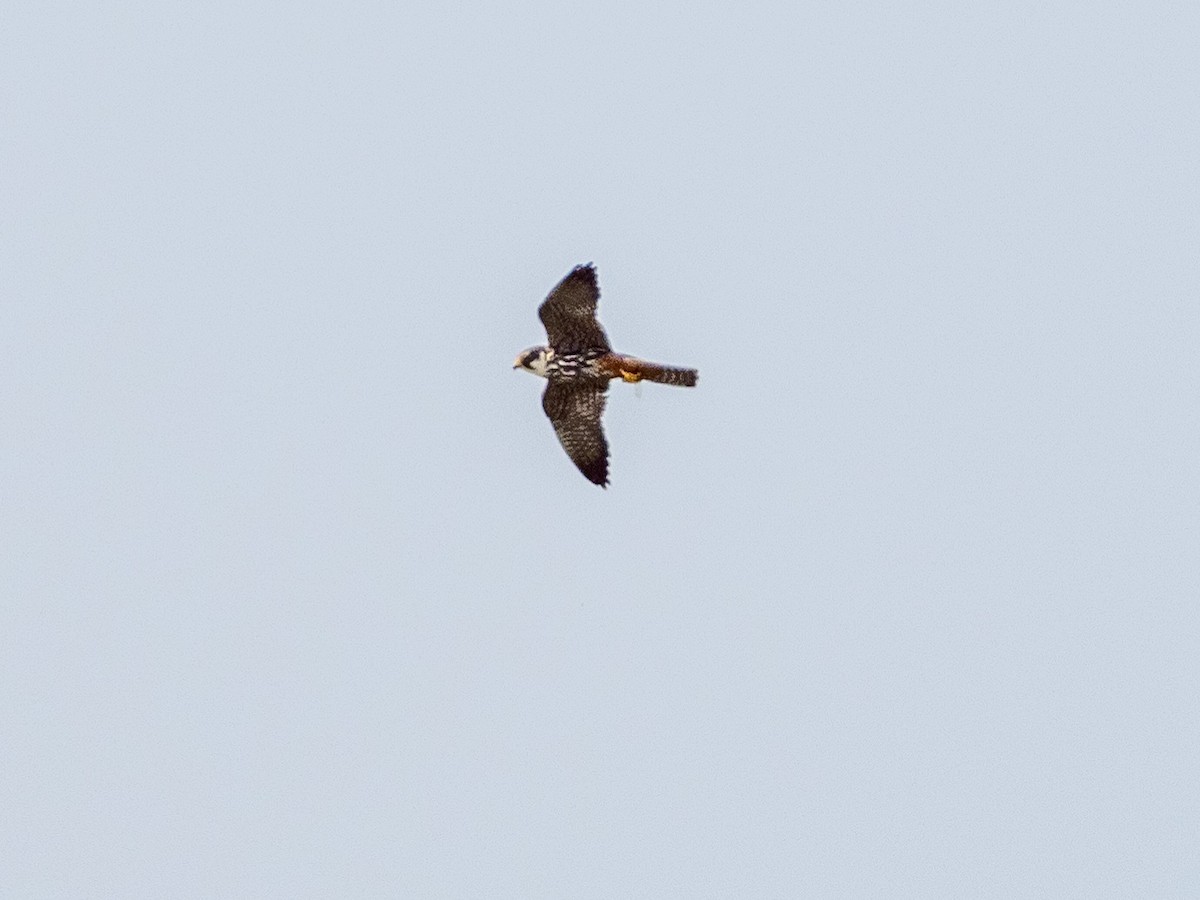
[620,369,642,383]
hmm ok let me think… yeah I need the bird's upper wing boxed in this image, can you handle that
[541,378,610,487]
[538,263,611,352]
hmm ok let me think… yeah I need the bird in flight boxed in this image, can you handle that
[513,263,698,487]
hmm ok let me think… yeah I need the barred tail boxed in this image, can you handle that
[640,361,699,387]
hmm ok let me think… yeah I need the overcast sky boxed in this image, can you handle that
[3,2,1198,897]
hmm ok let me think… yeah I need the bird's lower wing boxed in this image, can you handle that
[541,379,610,487]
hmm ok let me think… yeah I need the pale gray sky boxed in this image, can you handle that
[3,2,1198,897]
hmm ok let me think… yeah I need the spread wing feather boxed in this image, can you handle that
[538,264,610,352]
[541,379,609,487]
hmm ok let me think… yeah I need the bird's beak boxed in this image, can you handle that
[512,355,523,369]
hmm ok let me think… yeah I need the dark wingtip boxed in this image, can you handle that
[580,457,609,487]
[569,262,598,285]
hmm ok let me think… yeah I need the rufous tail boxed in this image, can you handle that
[636,361,699,387]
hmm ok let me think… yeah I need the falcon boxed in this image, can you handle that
[513,263,698,487]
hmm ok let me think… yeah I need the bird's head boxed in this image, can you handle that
[513,346,552,377]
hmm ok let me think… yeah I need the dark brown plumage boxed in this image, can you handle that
[541,378,610,486]
[538,265,611,353]
[515,263,697,487]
